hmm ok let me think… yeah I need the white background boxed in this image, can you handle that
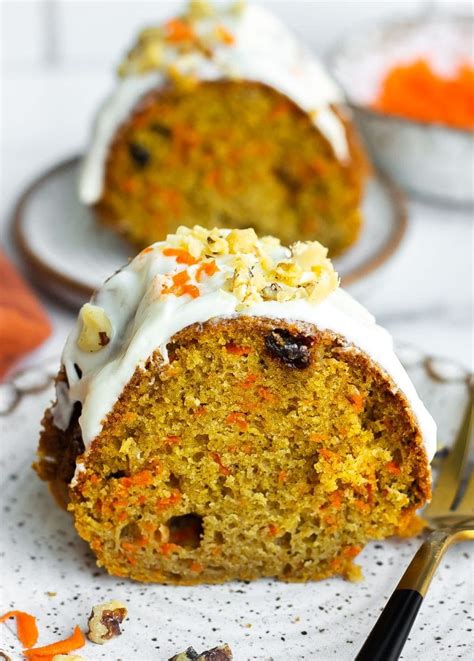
[0,0,473,372]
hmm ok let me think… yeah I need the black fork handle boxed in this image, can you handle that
[356,530,454,661]
[355,588,422,661]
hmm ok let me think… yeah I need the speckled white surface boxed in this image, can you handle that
[0,350,472,661]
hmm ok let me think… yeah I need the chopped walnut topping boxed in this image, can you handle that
[157,225,339,308]
[87,599,127,645]
[118,1,241,79]
[169,643,233,661]
[77,304,112,353]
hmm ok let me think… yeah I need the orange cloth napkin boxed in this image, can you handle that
[0,250,52,380]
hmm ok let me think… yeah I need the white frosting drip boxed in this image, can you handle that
[79,4,349,205]
[55,238,437,464]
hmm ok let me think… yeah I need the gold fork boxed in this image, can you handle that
[356,391,474,661]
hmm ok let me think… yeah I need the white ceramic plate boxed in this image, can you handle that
[13,157,406,308]
[0,346,472,661]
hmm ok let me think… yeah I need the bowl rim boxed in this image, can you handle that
[326,12,474,138]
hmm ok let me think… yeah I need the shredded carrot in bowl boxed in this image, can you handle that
[372,58,474,130]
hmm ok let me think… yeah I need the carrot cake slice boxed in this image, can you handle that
[35,226,435,584]
[79,0,369,256]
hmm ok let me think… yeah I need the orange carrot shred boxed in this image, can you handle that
[23,625,85,657]
[181,284,200,299]
[163,248,198,265]
[216,25,235,45]
[386,461,401,476]
[172,270,190,286]
[225,343,251,356]
[0,610,38,648]
[239,373,258,389]
[258,386,274,401]
[210,452,231,476]
[160,542,181,555]
[196,260,219,281]
[164,435,181,445]
[226,412,248,432]
[373,59,474,130]
[165,18,195,43]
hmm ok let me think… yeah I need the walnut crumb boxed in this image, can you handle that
[87,599,127,645]
[77,303,113,353]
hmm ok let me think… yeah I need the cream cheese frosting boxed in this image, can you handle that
[54,226,437,464]
[78,2,349,205]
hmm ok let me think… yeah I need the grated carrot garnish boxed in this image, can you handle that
[163,248,198,265]
[278,470,287,484]
[267,524,279,537]
[165,18,195,43]
[23,625,85,658]
[226,412,248,432]
[216,25,235,45]
[172,270,190,286]
[196,260,219,282]
[181,284,200,299]
[0,610,38,648]
[190,561,204,573]
[140,246,154,255]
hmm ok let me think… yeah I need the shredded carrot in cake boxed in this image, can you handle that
[0,610,38,648]
[258,386,274,402]
[164,435,181,445]
[211,451,231,475]
[160,542,181,555]
[373,59,474,130]
[225,343,251,356]
[386,461,401,476]
[226,412,249,432]
[23,625,85,658]
[239,373,258,389]
[156,491,182,510]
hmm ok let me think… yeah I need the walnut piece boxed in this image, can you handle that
[77,304,112,353]
[87,599,127,645]
[169,643,233,661]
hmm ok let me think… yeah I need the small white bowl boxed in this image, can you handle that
[328,15,474,205]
